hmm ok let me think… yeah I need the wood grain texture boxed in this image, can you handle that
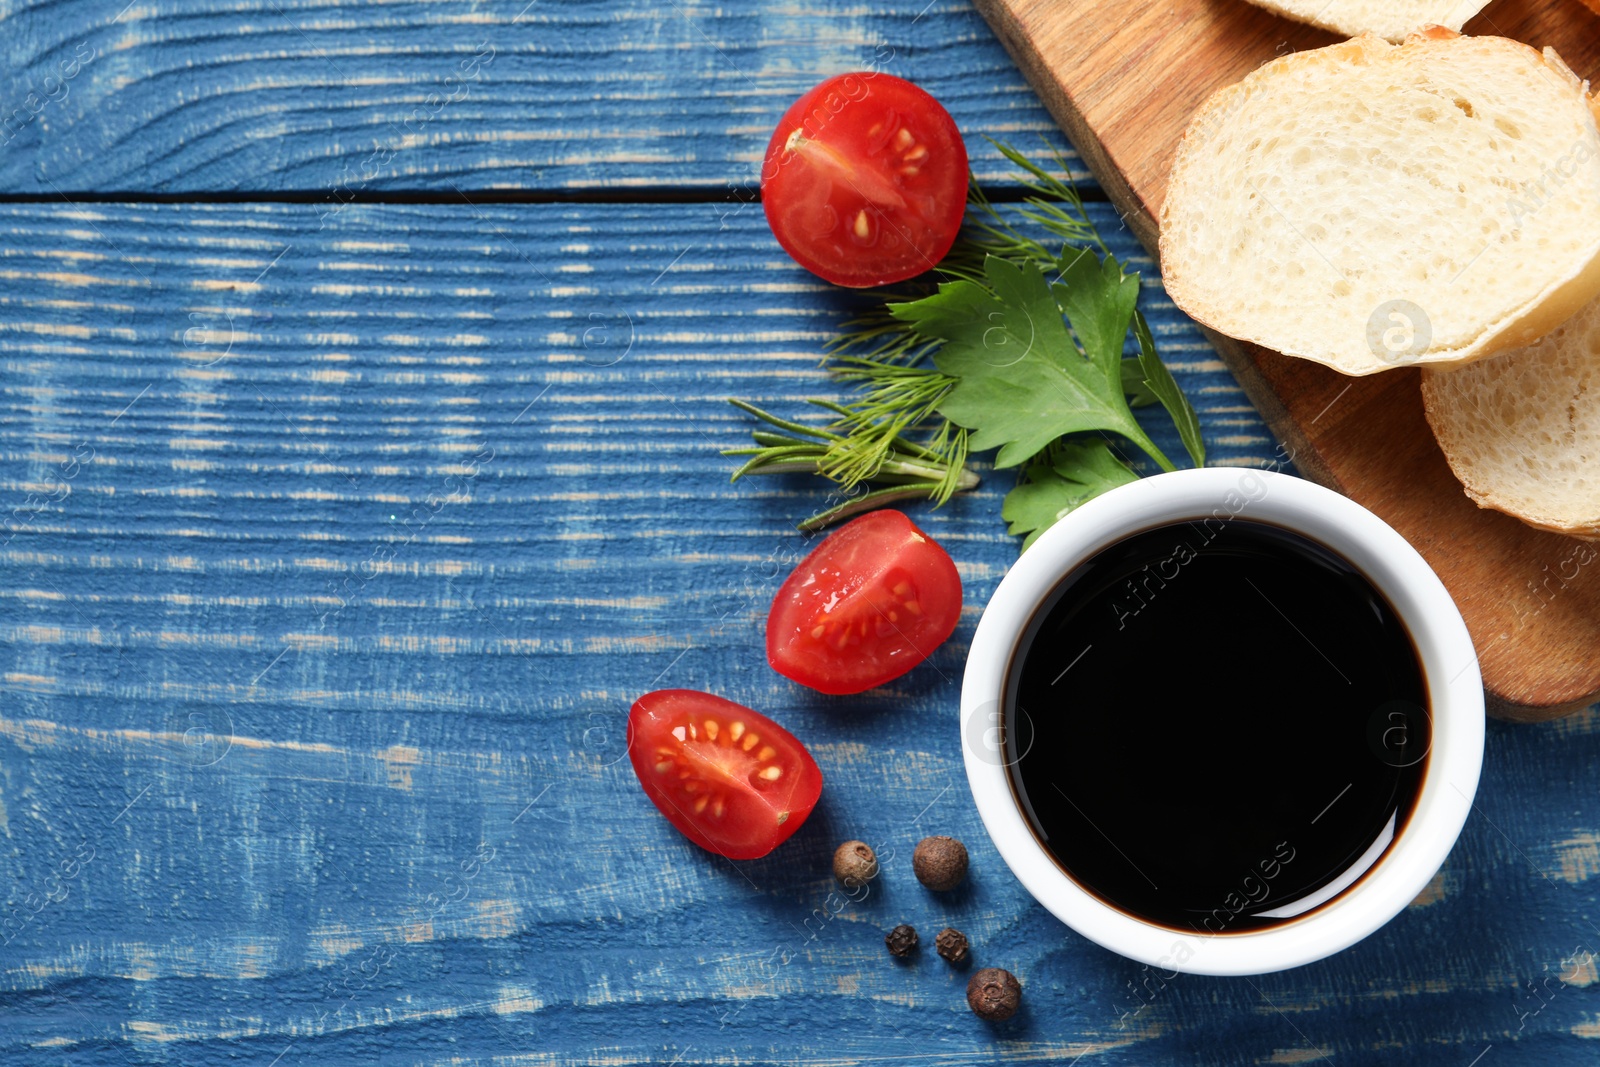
[0,0,1080,194]
[0,200,1597,1066]
[970,0,1600,719]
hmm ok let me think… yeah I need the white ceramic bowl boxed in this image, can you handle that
[960,467,1484,976]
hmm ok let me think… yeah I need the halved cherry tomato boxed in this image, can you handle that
[628,689,823,860]
[767,510,962,695]
[761,73,969,288]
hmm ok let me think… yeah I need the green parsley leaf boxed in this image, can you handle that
[1002,439,1141,550]
[1132,310,1206,467]
[1052,245,1137,380]
[1120,358,1159,407]
[891,255,1173,471]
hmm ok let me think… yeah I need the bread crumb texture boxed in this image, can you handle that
[1159,33,1600,376]
[1423,295,1600,537]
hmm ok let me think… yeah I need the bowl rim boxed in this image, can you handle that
[959,467,1485,976]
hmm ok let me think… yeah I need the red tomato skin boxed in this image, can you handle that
[627,690,823,860]
[767,510,963,695]
[761,72,969,288]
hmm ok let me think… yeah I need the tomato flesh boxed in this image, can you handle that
[762,73,969,288]
[628,689,822,859]
[767,510,963,695]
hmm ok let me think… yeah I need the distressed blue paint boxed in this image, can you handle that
[0,0,1078,194]
[0,201,1595,1065]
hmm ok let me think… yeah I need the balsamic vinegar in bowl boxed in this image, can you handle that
[1002,518,1429,933]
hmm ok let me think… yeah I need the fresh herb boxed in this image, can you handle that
[724,399,978,532]
[726,142,1205,546]
[1002,439,1141,551]
[897,251,1167,470]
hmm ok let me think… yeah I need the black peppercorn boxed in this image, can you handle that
[913,835,968,891]
[884,924,919,958]
[833,840,879,887]
[935,927,970,965]
[966,967,1021,1021]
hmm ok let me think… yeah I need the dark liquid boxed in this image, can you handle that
[1004,519,1428,933]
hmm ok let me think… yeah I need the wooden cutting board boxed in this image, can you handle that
[970,0,1600,721]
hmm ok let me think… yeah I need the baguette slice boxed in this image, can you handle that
[1422,295,1600,539]
[1159,31,1600,377]
[1241,0,1487,43]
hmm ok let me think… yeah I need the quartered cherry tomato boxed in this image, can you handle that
[628,689,823,859]
[767,509,963,695]
[761,72,969,287]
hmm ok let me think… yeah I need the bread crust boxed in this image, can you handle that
[1421,298,1600,539]
[1241,1,1487,42]
[1159,33,1600,377]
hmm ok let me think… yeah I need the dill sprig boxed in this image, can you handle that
[945,140,1108,279]
[723,399,977,532]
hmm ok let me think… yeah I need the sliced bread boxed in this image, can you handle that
[1240,0,1487,43]
[1422,294,1600,539]
[1159,31,1600,377]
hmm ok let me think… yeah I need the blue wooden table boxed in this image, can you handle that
[2,3,1599,1064]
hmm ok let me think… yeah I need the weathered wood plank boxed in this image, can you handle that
[0,0,1079,195]
[0,200,1596,1064]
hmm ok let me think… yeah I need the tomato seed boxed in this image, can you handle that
[704,720,719,741]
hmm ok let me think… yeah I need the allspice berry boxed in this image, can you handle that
[884,924,919,958]
[913,835,968,891]
[935,927,970,965]
[832,840,879,887]
[966,967,1021,1021]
